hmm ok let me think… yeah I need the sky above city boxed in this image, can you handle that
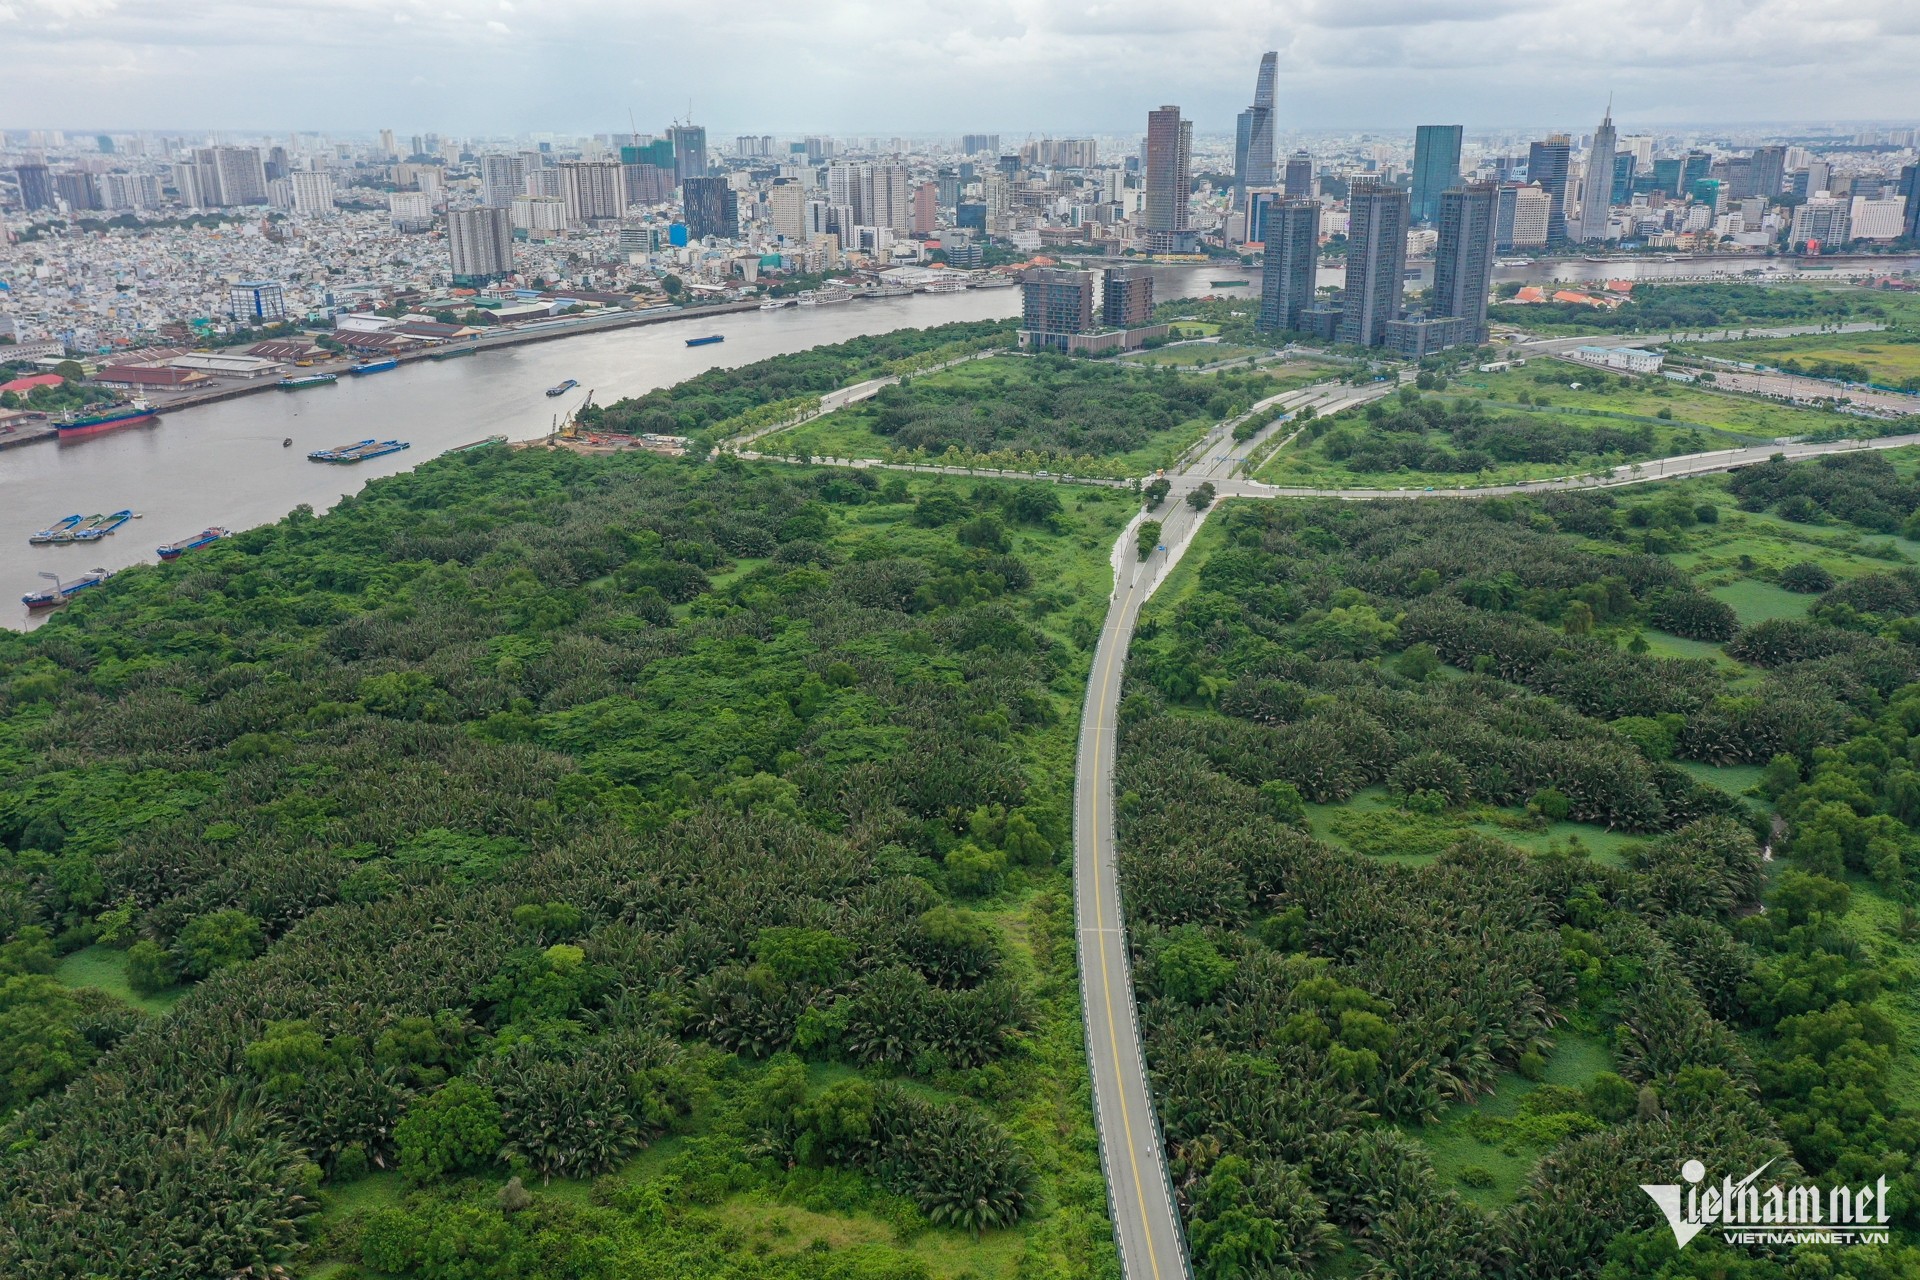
[2,0,1917,137]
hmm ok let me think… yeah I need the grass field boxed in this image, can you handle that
[1124,342,1271,369]
[53,944,182,1015]
[1677,331,1920,388]
[1444,364,1851,439]
[1408,1031,1615,1208]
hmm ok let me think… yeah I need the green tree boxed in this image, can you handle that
[1157,927,1234,1004]
[395,1078,505,1184]
[1137,520,1163,561]
[171,909,264,980]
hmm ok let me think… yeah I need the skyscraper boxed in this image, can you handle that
[15,163,55,212]
[54,172,100,212]
[1750,146,1788,200]
[668,124,708,184]
[481,155,527,208]
[1410,125,1463,224]
[288,171,336,217]
[1142,105,1192,251]
[911,181,939,236]
[1901,164,1920,242]
[1573,104,1616,243]
[559,160,624,225]
[1337,182,1409,348]
[1526,135,1571,246]
[1431,182,1497,344]
[447,207,514,284]
[1102,264,1154,328]
[1257,199,1321,333]
[1283,151,1314,201]
[769,182,808,241]
[682,175,738,240]
[1233,53,1278,201]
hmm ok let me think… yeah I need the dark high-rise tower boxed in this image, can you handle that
[1102,264,1154,328]
[1900,164,1920,242]
[1410,125,1463,224]
[1573,103,1616,243]
[15,163,56,212]
[1143,106,1193,251]
[1432,183,1498,344]
[1283,151,1314,200]
[682,176,738,240]
[1257,199,1321,333]
[1750,146,1788,199]
[1233,53,1278,201]
[668,124,708,184]
[1338,182,1409,348]
[1527,134,1572,245]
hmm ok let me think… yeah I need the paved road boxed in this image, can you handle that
[1512,320,1884,355]
[1072,378,1394,1280]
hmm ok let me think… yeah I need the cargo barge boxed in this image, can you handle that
[685,334,725,347]
[23,567,113,610]
[351,358,399,375]
[28,514,83,545]
[308,438,410,463]
[546,379,579,396]
[277,373,338,389]
[157,528,229,560]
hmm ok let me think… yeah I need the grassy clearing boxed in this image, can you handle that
[1678,331,1920,387]
[1446,364,1852,440]
[1408,1032,1615,1208]
[1303,787,1637,868]
[53,944,181,1015]
[1676,760,1766,798]
[1124,343,1271,369]
[1708,578,1812,626]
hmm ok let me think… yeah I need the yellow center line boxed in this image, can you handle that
[1090,584,1164,1280]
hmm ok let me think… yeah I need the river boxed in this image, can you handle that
[4,265,1245,630]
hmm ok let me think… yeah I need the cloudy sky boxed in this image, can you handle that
[2,0,1916,137]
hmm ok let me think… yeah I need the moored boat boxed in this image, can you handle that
[54,400,157,440]
[28,514,83,545]
[351,358,399,375]
[22,567,112,610]
[156,528,229,560]
[277,373,338,389]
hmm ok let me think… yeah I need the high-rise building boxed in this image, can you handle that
[1679,150,1713,196]
[100,172,161,210]
[911,181,939,236]
[448,207,515,283]
[560,160,624,225]
[54,172,100,212]
[1142,105,1192,250]
[14,163,55,212]
[668,124,708,184]
[288,171,336,217]
[199,146,268,206]
[511,195,568,235]
[1750,146,1788,199]
[481,155,526,208]
[1509,184,1551,247]
[961,134,1000,156]
[388,191,432,232]
[1337,182,1409,348]
[1257,199,1321,333]
[1691,177,1723,215]
[769,182,808,241]
[1573,105,1616,243]
[1900,164,1920,242]
[682,175,738,240]
[228,281,286,324]
[1611,153,1637,206]
[1283,151,1314,200]
[1102,264,1154,328]
[873,164,911,233]
[1410,125,1463,224]
[623,164,672,206]
[379,128,397,160]
[1791,195,1850,249]
[1233,52,1278,201]
[1526,135,1571,245]
[1019,267,1096,351]
[1431,183,1497,344]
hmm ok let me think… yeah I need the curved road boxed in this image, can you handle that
[1070,379,1918,1280]
[1072,379,1392,1280]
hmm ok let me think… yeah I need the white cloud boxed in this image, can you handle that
[0,0,1914,132]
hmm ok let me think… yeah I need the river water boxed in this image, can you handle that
[3,265,1247,630]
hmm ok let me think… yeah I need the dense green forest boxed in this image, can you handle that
[0,443,1133,1279]
[580,320,1014,442]
[1117,461,1920,1277]
[1488,282,1887,334]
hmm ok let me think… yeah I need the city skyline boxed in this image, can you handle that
[3,1,1919,133]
